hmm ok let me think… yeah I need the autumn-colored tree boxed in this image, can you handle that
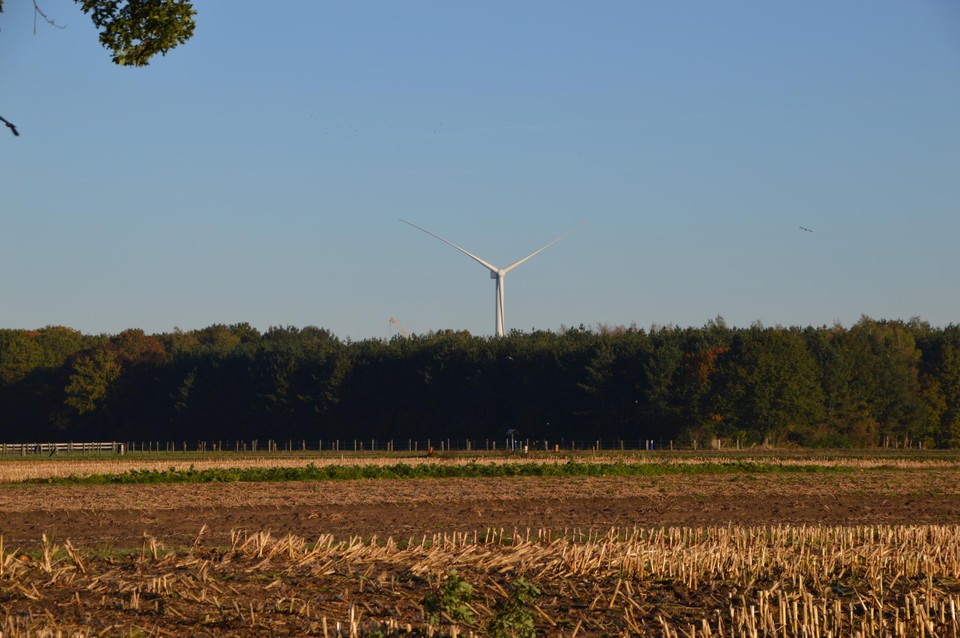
[111,329,166,366]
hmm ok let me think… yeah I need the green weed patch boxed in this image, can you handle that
[25,459,852,485]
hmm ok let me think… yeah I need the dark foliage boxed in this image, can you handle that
[1,318,958,448]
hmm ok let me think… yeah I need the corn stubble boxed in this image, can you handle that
[1,525,958,637]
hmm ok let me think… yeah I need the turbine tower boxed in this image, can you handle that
[400,219,575,337]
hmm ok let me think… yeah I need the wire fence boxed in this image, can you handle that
[0,436,930,456]
[120,438,688,453]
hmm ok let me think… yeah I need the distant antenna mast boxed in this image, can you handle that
[389,316,411,337]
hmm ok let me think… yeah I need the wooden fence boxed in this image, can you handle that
[0,442,121,456]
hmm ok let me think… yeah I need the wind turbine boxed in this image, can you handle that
[400,219,577,337]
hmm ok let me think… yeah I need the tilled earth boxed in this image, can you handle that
[2,468,960,636]
[1,470,958,550]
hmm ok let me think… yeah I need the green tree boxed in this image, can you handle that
[713,325,824,445]
[156,327,200,356]
[0,326,90,379]
[575,327,664,441]
[0,330,44,383]
[932,341,960,446]
[35,326,88,368]
[64,348,121,414]
[193,323,260,355]
[915,324,960,447]
[640,334,683,434]
[805,324,878,447]
[844,317,933,445]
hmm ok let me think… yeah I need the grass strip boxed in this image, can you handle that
[23,459,853,485]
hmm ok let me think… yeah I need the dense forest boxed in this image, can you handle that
[1,317,958,448]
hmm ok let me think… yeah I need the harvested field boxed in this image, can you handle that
[1,466,959,549]
[0,454,958,636]
[2,525,960,637]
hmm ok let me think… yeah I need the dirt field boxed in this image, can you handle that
[2,459,960,636]
[1,467,958,550]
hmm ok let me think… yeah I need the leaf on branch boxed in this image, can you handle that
[78,0,196,66]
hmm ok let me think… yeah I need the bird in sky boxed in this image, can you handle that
[1,115,19,137]
[799,226,814,232]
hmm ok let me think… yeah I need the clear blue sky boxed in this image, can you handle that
[2,1,958,339]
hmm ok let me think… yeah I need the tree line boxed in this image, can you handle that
[1,317,958,448]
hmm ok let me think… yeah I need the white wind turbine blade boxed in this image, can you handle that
[501,223,583,274]
[399,219,500,274]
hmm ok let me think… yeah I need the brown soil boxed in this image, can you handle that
[2,470,958,550]
[2,469,960,636]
